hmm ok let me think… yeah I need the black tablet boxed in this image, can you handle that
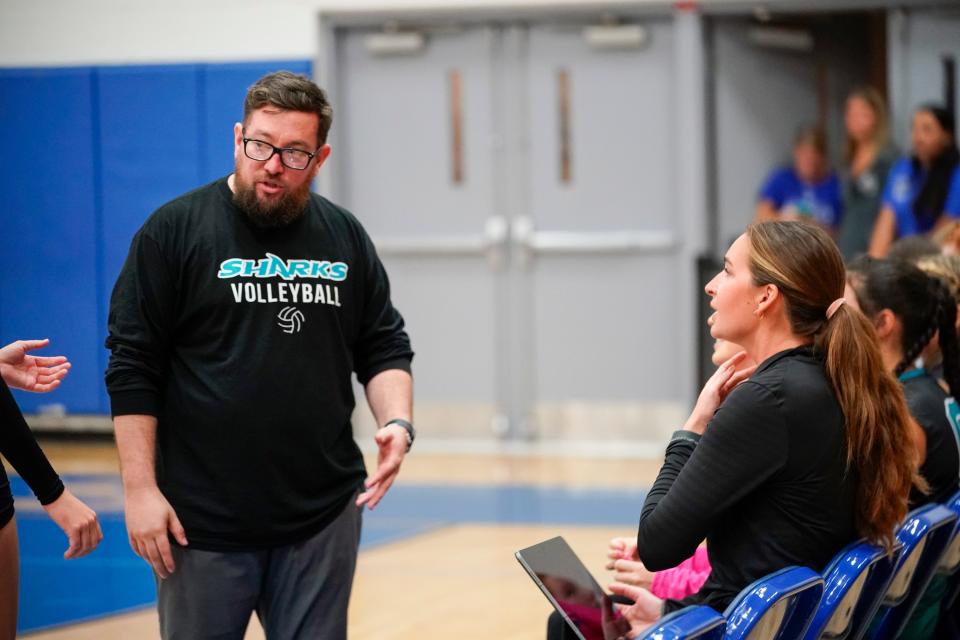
[516,536,627,640]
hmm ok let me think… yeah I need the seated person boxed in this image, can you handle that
[916,254,960,391]
[844,257,959,640]
[755,126,842,234]
[602,338,753,603]
[869,105,960,257]
[606,222,917,638]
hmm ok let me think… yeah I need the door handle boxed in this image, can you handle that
[511,215,675,262]
[372,215,510,268]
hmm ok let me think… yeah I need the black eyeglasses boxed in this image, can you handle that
[242,137,319,170]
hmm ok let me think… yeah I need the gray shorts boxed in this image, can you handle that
[157,496,362,640]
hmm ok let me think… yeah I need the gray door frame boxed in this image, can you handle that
[315,3,708,441]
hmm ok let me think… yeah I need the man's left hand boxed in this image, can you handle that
[356,424,408,510]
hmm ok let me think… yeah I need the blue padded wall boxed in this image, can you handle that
[0,68,102,413]
[96,65,205,409]
[0,60,312,416]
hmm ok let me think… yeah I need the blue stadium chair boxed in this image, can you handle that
[936,490,960,634]
[639,605,725,640]
[723,566,824,640]
[865,503,957,640]
[937,489,960,578]
[842,541,902,640]
[803,541,887,640]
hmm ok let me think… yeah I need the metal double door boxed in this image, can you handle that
[330,19,685,442]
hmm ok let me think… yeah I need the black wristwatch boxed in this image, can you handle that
[383,418,415,451]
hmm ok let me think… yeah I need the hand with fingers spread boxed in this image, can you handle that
[42,488,103,559]
[355,424,407,510]
[0,339,71,393]
[124,486,188,579]
[683,351,757,435]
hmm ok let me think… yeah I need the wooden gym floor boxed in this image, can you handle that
[13,441,661,640]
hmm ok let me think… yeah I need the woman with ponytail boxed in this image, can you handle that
[869,105,960,257]
[845,257,960,508]
[603,221,916,638]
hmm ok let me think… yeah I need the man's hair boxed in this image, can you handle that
[243,71,333,147]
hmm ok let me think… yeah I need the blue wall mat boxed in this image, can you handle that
[0,59,315,416]
[96,64,205,286]
[200,60,313,183]
[0,68,102,414]
[96,65,206,410]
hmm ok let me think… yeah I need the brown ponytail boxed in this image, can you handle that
[747,221,916,550]
[817,304,916,548]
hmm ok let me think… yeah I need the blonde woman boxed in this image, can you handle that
[837,87,897,259]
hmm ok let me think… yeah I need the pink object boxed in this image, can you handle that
[649,546,712,600]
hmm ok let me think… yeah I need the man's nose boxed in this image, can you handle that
[265,152,285,174]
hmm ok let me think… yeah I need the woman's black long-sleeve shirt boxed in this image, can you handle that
[0,377,64,527]
[637,346,858,614]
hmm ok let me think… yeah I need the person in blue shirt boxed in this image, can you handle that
[755,126,843,233]
[869,105,960,257]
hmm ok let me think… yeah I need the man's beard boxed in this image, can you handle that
[232,170,311,230]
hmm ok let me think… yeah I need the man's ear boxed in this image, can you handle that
[233,122,244,159]
[311,144,332,179]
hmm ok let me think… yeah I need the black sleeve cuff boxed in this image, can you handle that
[36,479,65,506]
[357,357,413,386]
[109,389,161,418]
[667,430,701,449]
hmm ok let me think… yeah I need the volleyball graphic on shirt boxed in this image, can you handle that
[277,306,305,334]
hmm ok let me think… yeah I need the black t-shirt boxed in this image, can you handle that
[637,346,857,614]
[105,177,413,551]
[901,369,960,507]
[0,377,64,527]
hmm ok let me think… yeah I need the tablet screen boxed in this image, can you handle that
[516,536,627,640]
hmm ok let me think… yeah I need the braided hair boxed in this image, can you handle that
[928,274,960,397]
[847,256,960,395]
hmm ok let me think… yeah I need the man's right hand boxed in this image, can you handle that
[124,486,188,579]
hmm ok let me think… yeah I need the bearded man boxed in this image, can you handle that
[105,71,414,640]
